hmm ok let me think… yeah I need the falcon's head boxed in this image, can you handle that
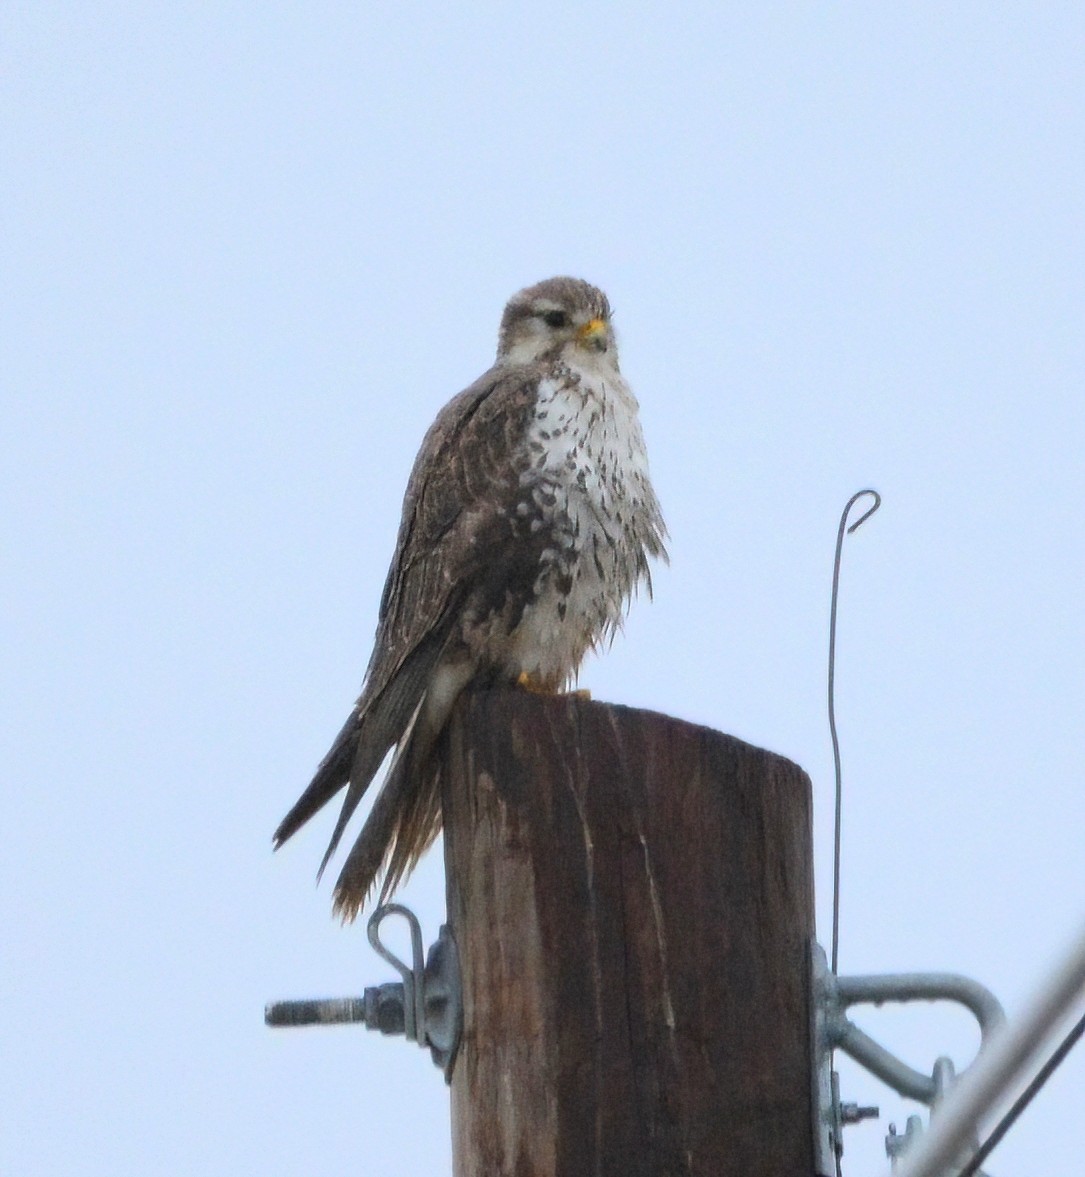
[496,277,618,369]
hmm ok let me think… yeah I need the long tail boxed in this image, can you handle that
[331,659,472,921]
[272,636,450,876]
[271,705,388,855]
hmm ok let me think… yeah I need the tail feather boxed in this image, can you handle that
[331,727,430,921]
[315,696,422,880]
[272,631,450,855]
[272,710,363,849]
[380,761,444,901]
[331,659,473,920]
[275,630,472,921]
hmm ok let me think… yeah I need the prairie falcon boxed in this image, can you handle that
[274,277,668,920]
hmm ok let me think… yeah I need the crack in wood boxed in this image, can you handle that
[444,689,815,1177]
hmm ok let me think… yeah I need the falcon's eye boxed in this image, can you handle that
[540,310,569,329]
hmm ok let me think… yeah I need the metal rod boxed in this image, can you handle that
[958,1008,1085,1177]
[823,967,1004,1104]
[893,919,1085,1177]
[264,997,367,1026]
[836,972,1005,1039]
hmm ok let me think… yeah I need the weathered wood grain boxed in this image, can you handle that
[442,689,816,1177]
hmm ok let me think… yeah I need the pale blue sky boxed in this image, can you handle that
[4,6,1083,1175]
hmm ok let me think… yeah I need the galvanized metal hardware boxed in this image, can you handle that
[265,903,463,1081]
[894,922,1085,1177]
[812,943,1005,1174]
[886,1115,925,1164]
[839,1100,879,1125]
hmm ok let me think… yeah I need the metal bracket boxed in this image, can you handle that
[812,942,1005,1174]
[265,904,463,1082]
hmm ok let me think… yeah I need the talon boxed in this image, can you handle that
[516,672,590,700]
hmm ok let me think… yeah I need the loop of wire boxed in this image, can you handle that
[828,489,881,977]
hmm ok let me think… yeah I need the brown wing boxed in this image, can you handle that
[365,363,542,698]
[273,363,542,900]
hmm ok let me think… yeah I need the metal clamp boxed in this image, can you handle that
[265,904,463,1081]
[812,942,1005,1173]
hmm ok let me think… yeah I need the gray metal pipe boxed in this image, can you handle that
[824,968,1006,1104]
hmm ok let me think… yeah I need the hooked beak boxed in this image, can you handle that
[576,318,608,352]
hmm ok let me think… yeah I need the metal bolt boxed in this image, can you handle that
[264,905,462,1081]
[840,1102,880,1125]
[264,996,367,1027]
[364,982,408,1035]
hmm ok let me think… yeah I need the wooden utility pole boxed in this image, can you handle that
[442,689,817,1177]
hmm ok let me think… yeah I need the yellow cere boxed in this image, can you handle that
[578,318,606,339]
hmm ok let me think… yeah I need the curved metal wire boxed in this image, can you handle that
[828,489,881,977]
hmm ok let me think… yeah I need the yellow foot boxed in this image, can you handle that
[516,673,591,701]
